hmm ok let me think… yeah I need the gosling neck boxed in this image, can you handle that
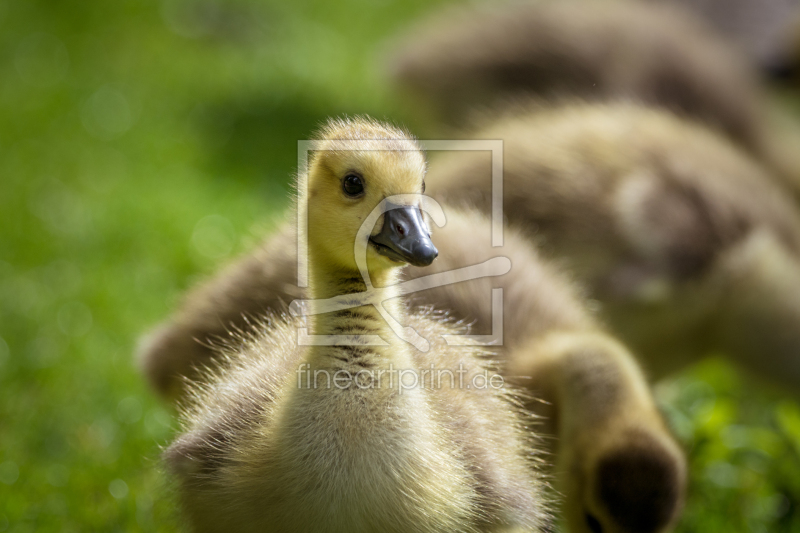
[306,251,409,371]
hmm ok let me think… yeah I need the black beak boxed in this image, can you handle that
[369,204,438,267]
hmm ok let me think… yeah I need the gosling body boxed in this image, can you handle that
[144,208,684,533]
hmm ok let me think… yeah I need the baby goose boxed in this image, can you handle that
[142,213,685,532]
[426,100,800,390]
[387,0,800,197]
[163,118,545,533]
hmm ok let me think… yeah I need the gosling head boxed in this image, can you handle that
[304,117,437,274]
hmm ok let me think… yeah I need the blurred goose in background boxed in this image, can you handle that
[423,100,800,394]
[388,0,800,199]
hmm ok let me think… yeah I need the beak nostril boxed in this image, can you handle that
[371,204,437,266]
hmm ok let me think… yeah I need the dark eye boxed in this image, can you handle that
[421,180,426,194]
[342,174,364,197]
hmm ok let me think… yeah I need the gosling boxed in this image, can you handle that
[163,118,546,532]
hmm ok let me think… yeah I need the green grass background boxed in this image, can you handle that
[1,0,800,531]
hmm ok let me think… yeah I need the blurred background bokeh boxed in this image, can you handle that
[2,0,800,531]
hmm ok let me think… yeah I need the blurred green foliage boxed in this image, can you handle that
[657,359,800,532]
[0,0,798,531]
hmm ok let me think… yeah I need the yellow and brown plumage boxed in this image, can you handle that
[162,117,547,533]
